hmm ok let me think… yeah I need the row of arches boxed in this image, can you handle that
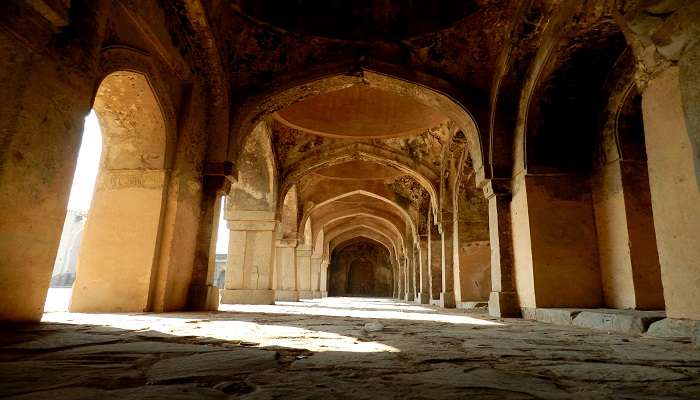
[1,0,698,324]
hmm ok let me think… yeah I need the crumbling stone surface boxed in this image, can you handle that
[573,309,666,334]
[1,298,699,399]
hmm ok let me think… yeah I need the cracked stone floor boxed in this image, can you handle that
[1,294,700,399]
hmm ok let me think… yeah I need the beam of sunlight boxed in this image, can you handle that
[219,297,502,326]
[42,312,399,353]
[66,111,102,212]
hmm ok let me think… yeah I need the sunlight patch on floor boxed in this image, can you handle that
[42,311,398,353]
[219,297,501,326]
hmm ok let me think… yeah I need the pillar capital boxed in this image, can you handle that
[275,238,298,247]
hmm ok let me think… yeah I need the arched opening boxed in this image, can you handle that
[67,71,168,313]
[593,84,664,310]
[329,238,393,297]
[221,122,278,305]
[453,152,491,306]
[274,185,301,301]
[44,112,102,312]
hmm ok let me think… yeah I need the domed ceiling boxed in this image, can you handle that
[275,85,447,139]
[313,160,402,180]
[233,0,479,41]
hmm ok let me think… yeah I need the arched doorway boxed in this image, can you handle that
[69,71,168,312]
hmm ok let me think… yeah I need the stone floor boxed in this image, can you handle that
[2,295,700,399]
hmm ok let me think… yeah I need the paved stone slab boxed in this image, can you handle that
[38,341,224,359]
[0,360,141,397]
[147,348,278,382]
[4,332,122,350]
[573,310,665,334]
[2,298,699,399]
[10,384,228,400]
[539,362,688,382]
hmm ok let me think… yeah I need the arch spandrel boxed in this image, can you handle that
[226,121,278,220]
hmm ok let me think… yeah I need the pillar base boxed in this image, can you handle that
[312,291,322,298]
[221,289,274,305]
[488,291,521,318]
[404,293,415,302]
[298,290,314,299]
[416,292,431,304]
[186,284,220,311]
[439,291,456,308]
[320,291,328,298]
[274,290,299,302]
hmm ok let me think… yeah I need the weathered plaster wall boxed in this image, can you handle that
[593,162,636,309]
[512,174,603,308]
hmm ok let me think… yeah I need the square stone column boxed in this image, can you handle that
[484,179,520,317]
[428,222,443,302]
[416,238,431,304]
[397,255,406,299]
[221,217,276,305]
[319,259,329,297]
[592,158,664,310]
[296,247,313,299]
[71,169,168,313]
[274,239,299,301]
[439,213,456,308]
[404,250,415,302]
[641,64,700,319]
[310,256,322,298]
[187,184,225,311]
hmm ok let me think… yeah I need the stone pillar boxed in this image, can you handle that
[397,255,406,299]
[416,238,431,304]
[187,179,226,311]
[310,256,322,298]
[439,213,457,308]
[404,250,416,302]
[296,247,313,299]
[592,159,664,310]
[642,65,700,319]
[319,259,329,297]
[274,239,299,301]
[484,179,520,318]
[221,214,276,304]
[428,222,443,302]
[0,41,93,321]
[71,169,168,313]
[392,260,399,298]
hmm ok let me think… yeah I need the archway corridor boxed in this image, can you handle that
[1,1,700,398]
